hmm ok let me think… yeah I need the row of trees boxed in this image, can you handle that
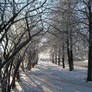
[44,0,92,81]
[0,0,91,91]
[0,0,49,92]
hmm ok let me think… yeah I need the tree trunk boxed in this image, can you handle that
[10,58,21,90]
[62,54,65,68]
[58,48,61,66]
[58,57,60,65]
[87,0,92,81]
[67,41,74,71]
[52,53,55,63]
[62,43,65,68]
[87,42,92,81]
[70,49,74,70]
[55,49,57,64]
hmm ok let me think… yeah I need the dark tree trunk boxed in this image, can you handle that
[0,58,2,81]
[58,48,61,66]
[67,40,74,71]
[70,49,74,71]
[10,58,21,90]
[62,54,65,68]
[62,43,65,68]
[88,43,92,81]
[87,0,92,81]
[55,49,57,64]
[52,53,55,63]
[58,57,60,65]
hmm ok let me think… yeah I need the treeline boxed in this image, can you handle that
[0,0,92,92]
[43,0,92,81]
[0,0,48,92]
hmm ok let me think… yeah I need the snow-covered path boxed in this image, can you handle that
[14,61,92,92]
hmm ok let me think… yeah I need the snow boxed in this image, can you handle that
[13,61,92,92]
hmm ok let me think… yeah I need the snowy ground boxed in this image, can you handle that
[13,61,92,92]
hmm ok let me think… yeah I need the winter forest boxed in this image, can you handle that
[0,0,92,92]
